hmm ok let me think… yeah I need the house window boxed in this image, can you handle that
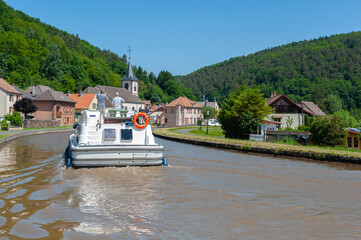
[194,118,196,124]
[165,118,167,123]
[92,103,96,109]
[354,137,359,148]
[185,118,188,125]
[67,117,70,124]
[348,137,352,148]
[71,117,73,124]
[165,109,167,114]
[171,109,174,114]
[134,86,136,92]
[125,83,129,90]
[64,118,67,124]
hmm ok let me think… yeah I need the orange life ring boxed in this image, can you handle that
[132,112,149,129]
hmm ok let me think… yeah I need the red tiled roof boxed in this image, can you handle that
[301,101,326,116]
[69,94,96,109]
[165,97,202,108]
[0,78,21,95]
[149,105,158,112]
[261,119,281,125]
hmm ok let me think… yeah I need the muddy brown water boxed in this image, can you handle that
[0,132,360,239]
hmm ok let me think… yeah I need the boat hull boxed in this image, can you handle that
[69,144,165,167]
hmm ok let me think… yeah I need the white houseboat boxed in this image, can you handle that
[65,109,166,168]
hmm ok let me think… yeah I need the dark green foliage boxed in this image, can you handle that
[0,0,195,102]
[310,115,347,147]
[178,32,361,116]
[218,85,272,139]
[13,97,37,118]
[324,94,342,114]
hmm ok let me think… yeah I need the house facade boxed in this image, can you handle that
[164,97,203,127]
[68,93,97,121]
[32,90,77,126]
[0,78,22,117]
[148,106,165,125]
[266,94,315,129]
[346,128,361,150]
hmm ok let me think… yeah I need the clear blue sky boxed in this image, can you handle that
[3,0,361,76]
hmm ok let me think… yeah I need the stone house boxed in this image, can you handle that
[32,90,77,126]
[164,97,203,127]
[148,106,165,125]
[0,78,22,117]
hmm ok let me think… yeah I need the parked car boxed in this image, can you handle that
[208,119,221,126]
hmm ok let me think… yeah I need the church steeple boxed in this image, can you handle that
[121,46,139,96]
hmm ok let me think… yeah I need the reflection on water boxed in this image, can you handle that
[0,132,360,239]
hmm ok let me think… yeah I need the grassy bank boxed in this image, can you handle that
[154,127,361,162]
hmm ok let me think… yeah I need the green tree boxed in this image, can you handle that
[334,110,359,128]
[324,94,342,114]
[218,85,272,139]
[43,42,63,81]
[310,115,347,146]
[13,97,37,119]
[202,106,216,119]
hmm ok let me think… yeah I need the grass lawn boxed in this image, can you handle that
[188,127,224,137]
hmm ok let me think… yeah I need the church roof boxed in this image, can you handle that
[121,60,138,82]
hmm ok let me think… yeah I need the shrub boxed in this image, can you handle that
[4,111,23,127]
[310,115,346,146]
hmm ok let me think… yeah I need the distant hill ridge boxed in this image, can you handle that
[178,31,361,112]
[0,0,194,103]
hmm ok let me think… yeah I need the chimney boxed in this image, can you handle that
[78,91,82,97]
[67,91,70,96]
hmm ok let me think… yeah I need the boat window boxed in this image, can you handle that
[121,129,133,141]
[103,129,116,141]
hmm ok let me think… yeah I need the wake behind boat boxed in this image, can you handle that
[65,108,166,168]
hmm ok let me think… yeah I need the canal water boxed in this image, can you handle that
[0,132,360,239]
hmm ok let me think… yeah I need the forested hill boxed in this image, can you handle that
[0,0,193,102]
[177,31,361,113]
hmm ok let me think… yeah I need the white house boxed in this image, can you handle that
[0,78,22,117]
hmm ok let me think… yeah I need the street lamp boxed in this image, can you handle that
[206,110,209,135]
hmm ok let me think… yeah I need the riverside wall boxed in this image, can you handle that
[0,128,74,146]
[153,132,361,165]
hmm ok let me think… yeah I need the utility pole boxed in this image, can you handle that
[206,110,209,135]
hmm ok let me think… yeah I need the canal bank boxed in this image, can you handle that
[0,128,74,146]
[153,127,361,165]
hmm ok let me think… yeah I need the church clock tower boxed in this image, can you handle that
[121,46,139,97]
